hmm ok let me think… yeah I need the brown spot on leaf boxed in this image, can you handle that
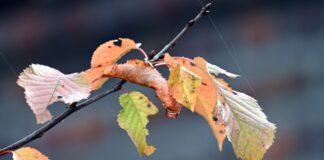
[190,62,196,67]
[113,39,122,47]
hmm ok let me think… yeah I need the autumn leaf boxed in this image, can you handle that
[17,64,91,124]
[84,38,141,90]
[118,91,158,156]
[164,54,227,150]
[103,59,182,118]
[195,57,276,159]
[12,147,49,160]
[215,80,276,160]
[196,56,276,159]
[164,54,202,111]
[90,38,140,68]
[167,64,201,111]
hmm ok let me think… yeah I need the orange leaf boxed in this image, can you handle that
[12,147,49,160]
[103,59,181,118]
[84,66,107,90]
[84,38,140,90]
[90,38,139,68]
[164,54,227,150]
[193,57,228,151]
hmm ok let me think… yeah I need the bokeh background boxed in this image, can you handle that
[1,0,323,159]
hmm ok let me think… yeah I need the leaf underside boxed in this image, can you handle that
[17,64,91,124]
[217,84,276,160]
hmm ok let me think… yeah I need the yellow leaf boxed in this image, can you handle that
[12,147,49,160]
[118,91,158,156]
[164,54,201,112]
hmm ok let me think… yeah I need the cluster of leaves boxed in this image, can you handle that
[14,38,276,160]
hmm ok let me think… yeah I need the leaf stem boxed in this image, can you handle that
[134,48,149,60]
[153,62,167,67]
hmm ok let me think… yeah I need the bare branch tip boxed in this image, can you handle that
[205,3,212,9]
[203,3,212,15]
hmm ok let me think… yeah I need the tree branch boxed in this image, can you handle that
[0,2,211,156]
[150,2,211,62]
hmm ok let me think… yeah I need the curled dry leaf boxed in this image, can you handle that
[164,54,227,150]
[103,59,181,118]
[17,64,91,124]
[118,91,158,156]
[12,147,49,160]
[84,38,140,90]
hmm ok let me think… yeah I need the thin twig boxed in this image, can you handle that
[150,2,211,62]
[0,2,211,156]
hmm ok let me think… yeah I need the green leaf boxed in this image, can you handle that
[167,64,202,111]
[118,91,158,156]
[217,82,276,160]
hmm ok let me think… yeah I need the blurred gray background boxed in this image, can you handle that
[1,0,323,159]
